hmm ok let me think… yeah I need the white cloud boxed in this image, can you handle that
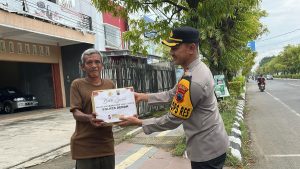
[254,0,300,70]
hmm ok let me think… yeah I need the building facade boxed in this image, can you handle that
[0,0,164,109]
[0,0,101,108]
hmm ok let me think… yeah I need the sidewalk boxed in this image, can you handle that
[115,142,190,169]
[0,108,74,169]
[1,109,233,169]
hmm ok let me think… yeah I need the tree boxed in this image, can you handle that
[92,0,266,80]
[257,44,300,75]
[259,56,274,67]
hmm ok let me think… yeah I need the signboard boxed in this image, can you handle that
[214,75,230,98]
[0,0,23,13]
[91,87,137,123]
[57,0,75,9]
[0,0,90,31]
[247,41,256,51]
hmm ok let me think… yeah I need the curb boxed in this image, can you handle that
[125,127,143,137]
[7,144,70,169]
[229,87,246,161]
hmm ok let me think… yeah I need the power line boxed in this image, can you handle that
[257,35,300,48]
[257,28,300,42]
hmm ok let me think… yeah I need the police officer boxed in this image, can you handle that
[119,26,229,169]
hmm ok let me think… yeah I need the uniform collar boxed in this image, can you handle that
[186,58,200,72]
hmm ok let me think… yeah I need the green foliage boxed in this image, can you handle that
[225,151,243,167]
[228,75,245,97]
[228,81,242,97]
[257,44,300,75]
[291,74,300,79]
[274,73,300,79]
[259,56,275,67]
[240,120,253,168]
[172,136,186,156]
[233,75,246,87]
[228,81,241,97]
[218,97,238,114]
[219,97,238,133]
[92,0,266,77]
[155,45,172,62]
[242,52,256,77]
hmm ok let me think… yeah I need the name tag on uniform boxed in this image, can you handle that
[170,77,193,119]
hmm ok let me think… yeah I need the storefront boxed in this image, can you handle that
[0,39,64,108]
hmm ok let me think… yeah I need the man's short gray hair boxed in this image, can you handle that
[81,48,102,64]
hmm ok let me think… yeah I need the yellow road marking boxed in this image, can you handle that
[116,146,152,169]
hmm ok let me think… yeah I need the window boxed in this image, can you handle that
[0,40,6,53]
[104,24,122,49]
[45,46,50,56]
[25,44,30,55]
[32,45,37,55]
[9,41,14,53]
[17,42,23,54]
[39,46,44,56]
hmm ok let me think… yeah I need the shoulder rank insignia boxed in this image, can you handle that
[170,77,193,120]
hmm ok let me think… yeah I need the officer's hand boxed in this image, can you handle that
[118,115,142,127]
[134,93,148,103]
[90,112,107,127]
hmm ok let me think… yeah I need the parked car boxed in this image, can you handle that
[266,74,273,80]
[0,87,38,114]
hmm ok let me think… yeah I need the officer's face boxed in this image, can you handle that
[170,43,195,66]
[81,53,103,79]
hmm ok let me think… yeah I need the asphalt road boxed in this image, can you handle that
[247,79,300,169]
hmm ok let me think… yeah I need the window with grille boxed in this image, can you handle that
[104,24,122,49]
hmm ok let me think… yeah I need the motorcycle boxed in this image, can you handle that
[258,83,265,92]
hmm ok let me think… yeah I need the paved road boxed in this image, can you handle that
[247,79,300,169]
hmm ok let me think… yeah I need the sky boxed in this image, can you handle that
[254,0,300,70]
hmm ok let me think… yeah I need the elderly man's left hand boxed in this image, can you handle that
[90,112,109,127]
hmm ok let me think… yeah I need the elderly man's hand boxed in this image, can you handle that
[118,115,142,127]
[90,112,107,127]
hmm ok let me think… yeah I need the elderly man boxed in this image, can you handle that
[70,48,115,169]
[119,26,229,169]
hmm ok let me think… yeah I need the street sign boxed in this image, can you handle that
[247,41,256,51]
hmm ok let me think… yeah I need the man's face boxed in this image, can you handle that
[169,43,193,66]
[82,53,103,79]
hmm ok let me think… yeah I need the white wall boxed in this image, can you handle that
[67,0,106,50]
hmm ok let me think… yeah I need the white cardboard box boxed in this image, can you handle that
[91,87,137,123]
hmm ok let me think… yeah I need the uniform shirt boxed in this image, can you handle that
[70,78,115,159]
[142,58,229,162]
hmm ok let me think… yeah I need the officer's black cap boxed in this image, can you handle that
[162,26,200,47]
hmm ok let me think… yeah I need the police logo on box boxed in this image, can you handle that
[176,84,188,102]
